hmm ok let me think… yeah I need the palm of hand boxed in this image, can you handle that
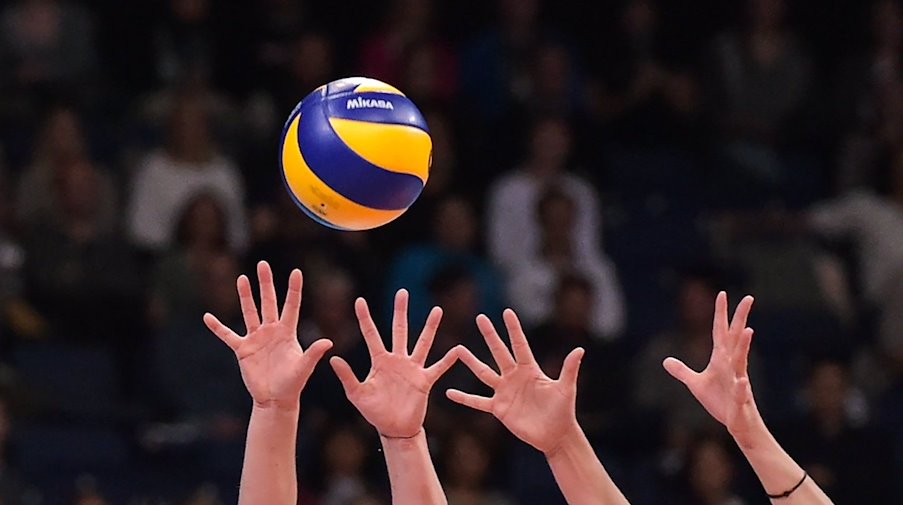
[493,367,576,453]
[346,354,432,438]
[235,323,310,405]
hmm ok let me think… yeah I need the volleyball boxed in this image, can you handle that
[279,77,432,231]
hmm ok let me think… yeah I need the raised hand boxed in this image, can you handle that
[447,309,584,455]
[330,289,458,438]
[662,292,760,446]
[203,261,333,408]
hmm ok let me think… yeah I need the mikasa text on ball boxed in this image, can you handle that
[280,77,432,230]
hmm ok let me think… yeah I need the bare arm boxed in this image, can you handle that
[330,291,457,505]
[663,292,833,505]
[447,310,629,505]
[203,262,332,505]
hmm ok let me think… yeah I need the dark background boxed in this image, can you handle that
[0,0,902,503]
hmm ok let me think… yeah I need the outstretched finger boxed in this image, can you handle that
[392,289,409,355]
[204,313,243,351]
[355,298,387,358]
[711,291,729,349]
[729,295,755,338]
[281,269,303,330]
[503,309,536,365]
[426,347,459,384]
[330,356,361,397]
[558,347,585,386]
[662,357,699,387]
[446,389,493,413]
[732,328,754,378]
[476,314,516,373]
[411,306,443,366]
[237,275,260,334]
[257,261,280,324]
[457,345,501,388]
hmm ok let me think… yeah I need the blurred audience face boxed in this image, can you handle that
[434,197,476,251]
[678,276,717,331]
[622,0,658,37]
[167,96,212,161]
[54,157,100,221]
[175,194,228,251]
[689,438,735,502]
[748,0,785,31]
[874,0,903,48]
[290,33,334,88]
[433,273,480,328]
[404,46,442,102]
[529,118,572,175]
[807,361,849,421]
[554,277,594,331]
[446,431,490,488]
[201,254,240,316]
[38,108,87,162]
[499,0,538,32]
[311,270,355,335]
[391,0,432,34]
[170,0,210,23]
[324,426,368,477]
[533,44,572,101]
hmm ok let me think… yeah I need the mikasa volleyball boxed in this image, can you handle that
[279,77,432,231]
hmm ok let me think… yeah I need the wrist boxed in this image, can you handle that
[379,428,425,447]
[730,414,773,451]
[542,420,585,459]
[252,398,301,413]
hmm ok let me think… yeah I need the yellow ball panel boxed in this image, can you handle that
[282,114,406,230]
[353,79,405,95]
[328,118,432,182]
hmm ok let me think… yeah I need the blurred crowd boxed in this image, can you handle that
[0,0,902,503]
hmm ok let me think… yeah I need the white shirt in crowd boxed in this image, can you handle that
[128,149,248,251]
[807,190,903,303]
[487,169,603,273]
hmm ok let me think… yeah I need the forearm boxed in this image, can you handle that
[735,419,833,505]
[380,430,447,505]
[239,402,301,505]
[545,423,630,505]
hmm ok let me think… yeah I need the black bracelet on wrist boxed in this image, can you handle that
[767,471,808,500]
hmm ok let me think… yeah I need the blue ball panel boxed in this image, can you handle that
[297,101,425,211]
[325,92,430,133]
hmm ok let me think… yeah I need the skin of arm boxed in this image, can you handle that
[447,309,630,505]
[663,292,834,505]
[203,261,333,505]
[330,289,458,505]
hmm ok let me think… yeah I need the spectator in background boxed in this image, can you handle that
[15,107,117,229]
[595,0,701,147]
[442,430,516,505]
[24,156,140,341]
[460,0,544,122]
[128,92,248,254]
[674,436,746,505]
[152,252,247,430]
[153,0,215,87]
[487,116,603,274]
[385,195,504,330]
[149,193,230,327]
[0,0,98,108]
[271,32,336,115]
[317,424,378,505]
[0,165,34,345]
[709,0,813,191]
[358,0,457,108]
[806,154,903,369]
[507,187,625,340]
[777,359,896,503]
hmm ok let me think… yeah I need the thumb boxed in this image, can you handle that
[559,347,585,385]
[662,357,698,386]
[329,356,361,397]
[297,339,333,382]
